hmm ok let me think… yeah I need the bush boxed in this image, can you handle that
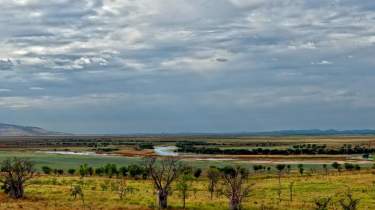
[344,163,355,171]
[54,168,64,175]
[128,164,144,179]
[42,166,52,174]
[95,167,104,176]
[119,166,128,177]
[104,163,118,178]
[68,169,76,175]
[193,168,202,178]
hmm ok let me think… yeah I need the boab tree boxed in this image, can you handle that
[144,157,183,209]
[0,158,35,199]
[220,166,251,210]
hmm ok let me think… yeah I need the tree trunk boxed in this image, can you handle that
[229,196,240,210]
[158,190,168,209]
[9,182,24,199]
[183,193,186,209]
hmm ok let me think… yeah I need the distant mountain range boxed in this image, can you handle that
[144,129,375,137]
[2,123,375,137]
[240,129,375,136]
[0,123,67,136]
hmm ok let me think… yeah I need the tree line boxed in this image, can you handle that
[177,143,374,155]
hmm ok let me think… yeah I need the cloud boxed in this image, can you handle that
[0,59,15,70]
[0,0,375,133]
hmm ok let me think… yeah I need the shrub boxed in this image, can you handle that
[193,168,202,178]
[313,197,331,210]
[42,166,52,174]
[68,169,76,175]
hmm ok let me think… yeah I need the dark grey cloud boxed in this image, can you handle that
[0,0,375,133]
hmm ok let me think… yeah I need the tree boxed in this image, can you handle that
[313,197,331,210]
[207,166,220,200]
[220,166,251,210]
[113,178,132,200]
[297,164,304,176]
[286,165,291,174]
[0,158,35,199]
[344,163,354,171]
[128,164,143,179]
[289,181,294,202]
[87,167,94,176]
[54,168,64,176]
[339,190,360,210]
[322,164,328,176]
[95,167,104,176]
[68,168,76,175]
[41,166,52,174]
[79,164,89,178]
[70,184,85,209]
[104,163,118,178]
[176,174,193,209]
[119,166,128,177]
[275,164,286,203]
[332,162,342,174]
[144,157,183,209]
[193,168,202,179]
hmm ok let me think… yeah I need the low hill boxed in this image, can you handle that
[0,123,66,136]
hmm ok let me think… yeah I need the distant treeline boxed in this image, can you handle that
[177,143,375,155]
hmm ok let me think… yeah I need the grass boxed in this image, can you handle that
[0,170,375,209]
[0,150,372,172]
[0,150,143,170]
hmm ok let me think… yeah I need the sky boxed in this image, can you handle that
[0,0,375,134]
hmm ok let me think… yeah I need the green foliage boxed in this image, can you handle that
[297,164,304,175]
[276,164,286,172]
[41,166,52,174]
[0,158,35,199]
[207,166,220,200]
[136,143,154,150]
[79,163,89,177]
[193,168,202,178]
[104,163,118,178]
[176,174,193,208]
[128,164,143,179]
[95,167,104,176]
[54,168,64,175]
[332,162,342,171]
[119,166,128,177]
[68,168,76,175]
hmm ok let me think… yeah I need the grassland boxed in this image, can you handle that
[0,169,374,210]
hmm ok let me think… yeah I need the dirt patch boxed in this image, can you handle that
[116,149,155,157]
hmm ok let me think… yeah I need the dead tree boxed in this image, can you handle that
[221,166,251,210]
[144,157,183,209]
[0,158,35,199]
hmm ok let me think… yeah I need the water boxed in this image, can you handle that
[154,146,178,156]
[39,151,101,156]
